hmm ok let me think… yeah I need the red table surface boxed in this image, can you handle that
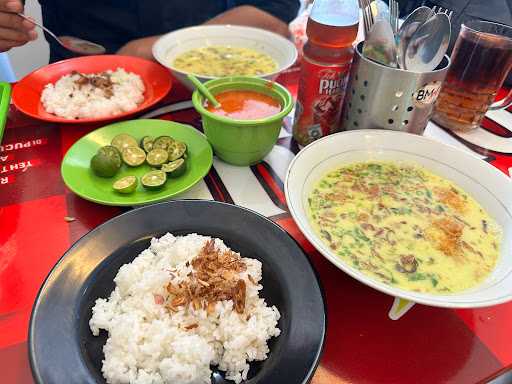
[1,72,512,384]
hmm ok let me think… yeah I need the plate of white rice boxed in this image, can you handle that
[90,233,281,384]
[41,68,145,120]
[29,200,325,384]
[12,55,172,124]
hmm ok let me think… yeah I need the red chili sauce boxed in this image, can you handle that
[206,90,281,120]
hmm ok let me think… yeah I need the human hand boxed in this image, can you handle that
[116,36,160,61]
[0,0,37,52]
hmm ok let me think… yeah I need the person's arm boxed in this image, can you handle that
[205,5,292,37]
[117,3,298,60]
[0,0,37,52]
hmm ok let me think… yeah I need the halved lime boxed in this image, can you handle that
[122,146,146,167]
[146,148,168,167]
[161,158,186,178]
[168,141,187,161]
[91,151,121,177]
[111,133,138,152]
[153,136,175,151]
[113,175,138,194]
[141,170,167,190]
[140,136,154,153]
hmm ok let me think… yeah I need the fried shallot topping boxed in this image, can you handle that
[426,217,465,261]
[435,187,467,213]
[166,240,248,315]
[71,70,114,98]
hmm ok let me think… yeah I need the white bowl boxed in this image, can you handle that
[152,25,298,90]
[285,130,512,309]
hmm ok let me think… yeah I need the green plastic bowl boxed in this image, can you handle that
[192,76,293,166]
[0,82,11,145]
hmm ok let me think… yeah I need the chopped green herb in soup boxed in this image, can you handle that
[172,46,277,77]
[308,161,501,294]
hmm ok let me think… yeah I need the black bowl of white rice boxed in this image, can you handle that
[29,200,326,384]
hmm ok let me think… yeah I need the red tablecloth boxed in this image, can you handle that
[2,72,512,384]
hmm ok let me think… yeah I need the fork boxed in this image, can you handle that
[432,5,454,20]
[389,0,399,36]
[358,0,375,37]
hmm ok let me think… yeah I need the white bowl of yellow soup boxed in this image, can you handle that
[285,130,512,309]
[152,25,297,90]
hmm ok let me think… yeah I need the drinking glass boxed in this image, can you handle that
[432,20,512,132]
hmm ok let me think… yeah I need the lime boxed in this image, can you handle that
[90,151,121,177]
[122,146,146,167]
[153,136,175,151]
[141,170,167,190]
[168,141,187,161]
[97,145,122,165]
[111,133,138,152]
[161,158,186,178]
[113,175,138,194]
[140,136,154,153]
[146,148,169,167]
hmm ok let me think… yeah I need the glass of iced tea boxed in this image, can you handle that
[432,20,512,131]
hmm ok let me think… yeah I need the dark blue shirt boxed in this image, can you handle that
[39,0,300,62]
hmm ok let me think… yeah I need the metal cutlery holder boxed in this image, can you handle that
[340,42,450,135]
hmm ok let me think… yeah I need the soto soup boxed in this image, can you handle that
[172,46,277,77]
[308,161,501,294]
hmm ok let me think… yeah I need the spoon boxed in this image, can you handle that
[397,6,433,69]
[404,12,451,72]
[17,13,106,56]
[362,19,398,68]
[187,74,220,108]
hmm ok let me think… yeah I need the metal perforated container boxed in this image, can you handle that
[340,42,450,135]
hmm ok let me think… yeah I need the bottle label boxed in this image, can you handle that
[293,57,351,146]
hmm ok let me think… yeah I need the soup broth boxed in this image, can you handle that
[206,90,281,120]
[172,46,278,77]
[308,161,501,294]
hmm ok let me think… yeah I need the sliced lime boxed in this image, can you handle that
[111,133,138,152]
[122,146,146,167]
[140,136,154,153]
[146,148,169,167]
[141,170,167,190]
[153,136,175,151]
[113,175,138,194]
[168,141,187,161]
[161,158,186,178]
[90,148,121,178]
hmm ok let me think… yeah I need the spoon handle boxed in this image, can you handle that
[187,74,221,108]
[17,13,63,46]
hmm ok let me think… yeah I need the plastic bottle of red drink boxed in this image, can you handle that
[293,0,359,146]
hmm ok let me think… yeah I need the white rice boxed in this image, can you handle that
[41,68,145,119]
[89,233,281,384]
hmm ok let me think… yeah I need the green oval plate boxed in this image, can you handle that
[61,119,213,206]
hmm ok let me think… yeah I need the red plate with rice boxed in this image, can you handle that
[12,55,172,124]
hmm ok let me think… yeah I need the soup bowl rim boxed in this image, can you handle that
[152,24,298,82]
